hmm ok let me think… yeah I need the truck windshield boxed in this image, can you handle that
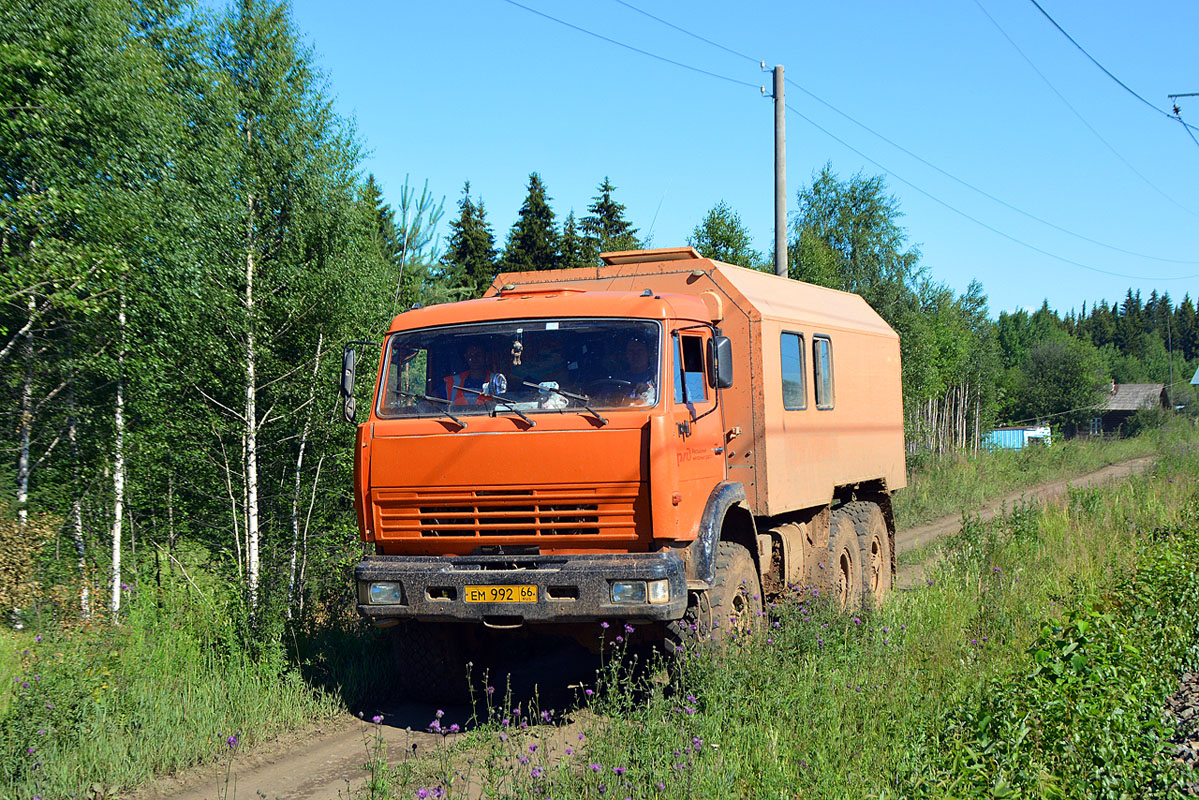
[377,319,662,418]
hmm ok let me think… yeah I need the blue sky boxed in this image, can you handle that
[287,0,1199,316]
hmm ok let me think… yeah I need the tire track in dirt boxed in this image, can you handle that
[138,455,1156,800]
[894,455,1155,588]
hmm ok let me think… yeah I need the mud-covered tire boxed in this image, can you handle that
[846,500,893,608]
[826,507,863,611]
[390,621,468,702]
[666,542,761,654]
[707,542,762,639]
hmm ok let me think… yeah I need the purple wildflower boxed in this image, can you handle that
[226,735,238,749]
[371,714,383,725]
[613,766,626,776]
[590,763,602,772]
[531,766,543,778]
[623,624,634,634]
[600,621,609,629]
[449,724,460,734]
[529,743,538,753]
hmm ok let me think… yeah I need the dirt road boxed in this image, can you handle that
[139,455,1155,800]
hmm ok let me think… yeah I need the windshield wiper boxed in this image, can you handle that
[452,385,537,428]
[396,391,467,429]
[522,381,608,426]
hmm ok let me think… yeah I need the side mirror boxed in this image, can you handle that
[341,347,357,423]
[709,336,733,389]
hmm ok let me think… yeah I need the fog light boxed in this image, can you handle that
[611,580,647,604]
[647,579,670,604]
[368,581,404,604]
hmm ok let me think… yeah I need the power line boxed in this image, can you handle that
[786,76,1199,264]
[785,102,1199,283]
[974,0,1199,217]
[498,0,1199,283]
[497,0,759,90]
[609,0,760,65]
[1026,0,1199,132]
[613,0,1199,261]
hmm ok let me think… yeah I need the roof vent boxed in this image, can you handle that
[600,246,702,265]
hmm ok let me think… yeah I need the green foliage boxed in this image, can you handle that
[0,571,339,796]
[580,177,639,262]
[686,200,767,270]
[441,181,499,298]
[503,172,559,272]
[558,211,588,271]
[789,162,922,320]
[1004,336,1108,425]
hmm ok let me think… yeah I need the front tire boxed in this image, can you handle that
[665,542,761,655]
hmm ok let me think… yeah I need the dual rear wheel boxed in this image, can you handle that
[825,501,893,612]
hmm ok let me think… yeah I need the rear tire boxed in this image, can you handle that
[848,501,893,608]
[390,621,468,702]
[826,508,863,612]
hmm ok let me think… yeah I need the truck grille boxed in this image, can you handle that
[372,483,646,545]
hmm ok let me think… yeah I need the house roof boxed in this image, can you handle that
[1101,383,1166,412]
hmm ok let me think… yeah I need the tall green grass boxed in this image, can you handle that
[371,424,1199,799]
[893,429,1159,528]
[0,570,341,798]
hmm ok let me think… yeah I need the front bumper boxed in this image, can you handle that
[355,551,687,624]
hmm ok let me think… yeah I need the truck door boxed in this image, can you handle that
[670,329,726,531]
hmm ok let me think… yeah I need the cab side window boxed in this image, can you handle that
[781,332,806,410]
[813,336,834,409]
[673,334,709,404]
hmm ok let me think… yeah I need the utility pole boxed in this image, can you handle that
[764,64,787,277]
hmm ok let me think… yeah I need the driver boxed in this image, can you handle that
[623,337,657,404]
[445,344,493,405]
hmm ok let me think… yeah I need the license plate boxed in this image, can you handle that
[464,585,538,603]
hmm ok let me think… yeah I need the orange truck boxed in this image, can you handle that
[343,247,905,697]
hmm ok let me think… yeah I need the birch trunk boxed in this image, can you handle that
[111,291,126,617]
[17,296,34,533]
[287,333,323,617]
[245,209,260,611]
[68,395,90,618]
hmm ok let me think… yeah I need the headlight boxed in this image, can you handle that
[611,580,647,604]
[647,579,670,604]
[368,581,404,604]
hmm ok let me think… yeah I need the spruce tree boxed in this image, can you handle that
[559,211,587,270]
[581,177,639,263]
[442,182,498,298]
[503,172,559,272]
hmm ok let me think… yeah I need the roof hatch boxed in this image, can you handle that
[600,247,702,265]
